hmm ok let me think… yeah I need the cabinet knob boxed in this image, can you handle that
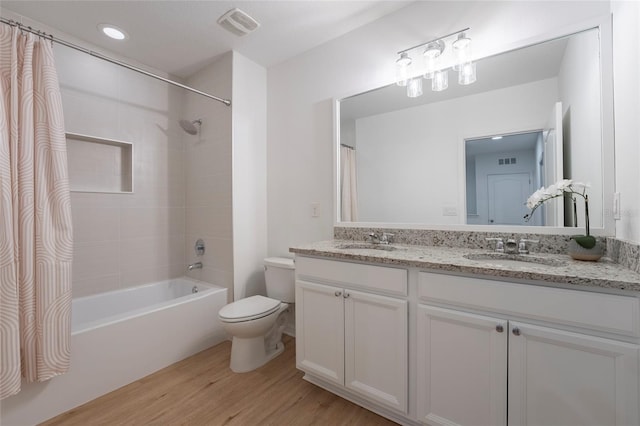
[512,327,521,336]
[335,290,342,297]
[496,325,504,333]
[343,292,350,298]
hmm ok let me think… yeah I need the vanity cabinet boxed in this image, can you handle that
[292,253,640,426]
[417,272,640,426]
[507,321,639,426]
[295,257,408,414]
[417,305,508,426]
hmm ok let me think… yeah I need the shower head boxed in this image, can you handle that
[179,119,202,135]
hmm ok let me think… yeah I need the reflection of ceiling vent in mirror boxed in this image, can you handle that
[217,8,260,36]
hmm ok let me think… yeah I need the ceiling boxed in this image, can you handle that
[1,1,410,78]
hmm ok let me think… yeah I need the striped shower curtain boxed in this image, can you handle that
[0,25,73,399]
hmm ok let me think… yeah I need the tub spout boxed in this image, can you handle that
[188,262,203,271]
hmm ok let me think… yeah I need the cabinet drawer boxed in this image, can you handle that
[419,272,640,337]
[295,256,407,296]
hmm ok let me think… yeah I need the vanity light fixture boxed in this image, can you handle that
[407,77,423,98]
[97,23,128,40]
[452,31,472,67]
[395,52,412,87]
[395,27,475,97]
[423,40,445,79]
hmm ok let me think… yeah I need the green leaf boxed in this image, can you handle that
[571,235,597,249]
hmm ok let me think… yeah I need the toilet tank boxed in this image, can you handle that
[264,257,295,303]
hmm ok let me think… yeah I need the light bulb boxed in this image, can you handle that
[452,32,471,69]
[396,52,412,87]
[423,40,445,79]
[432,69,448,91]
[452,32,471,50]
[424,40,445,59]
[407,77,423,98]
[458,62,477,85]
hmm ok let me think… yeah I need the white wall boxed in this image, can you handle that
[184,53,234,301]
[232,52,268,300]
[183,51,269,303]
[355,78,556,223]
[267,0,610,255]
[557,28,603,230]
[612,1,640,244]
[340,119,356,148]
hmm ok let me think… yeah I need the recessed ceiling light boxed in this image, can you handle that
[97,23,128,40]
[492,136,503,140]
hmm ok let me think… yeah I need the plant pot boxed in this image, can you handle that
[568,239,603,261]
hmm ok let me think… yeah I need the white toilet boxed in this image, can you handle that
[218,257,295,373]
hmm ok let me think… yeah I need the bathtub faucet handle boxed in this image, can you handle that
[188,262,203,271]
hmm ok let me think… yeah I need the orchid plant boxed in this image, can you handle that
[524,179,596,249]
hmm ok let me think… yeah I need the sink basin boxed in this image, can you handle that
[463,253,565,268]
[335,243,401,252]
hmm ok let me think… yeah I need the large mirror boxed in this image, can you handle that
[337,25,612,231]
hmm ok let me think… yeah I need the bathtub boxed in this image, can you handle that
[1,277,228,426]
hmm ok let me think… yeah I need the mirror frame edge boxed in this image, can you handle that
[333,14,616,237]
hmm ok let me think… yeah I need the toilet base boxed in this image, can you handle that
[229,336,285,373]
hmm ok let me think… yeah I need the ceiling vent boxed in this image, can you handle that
[217,8,260,37]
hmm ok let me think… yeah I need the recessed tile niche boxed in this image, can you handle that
[66,132,133,193]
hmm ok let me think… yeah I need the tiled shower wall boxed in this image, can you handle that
[56,43,187,297]
[183,53,235,302]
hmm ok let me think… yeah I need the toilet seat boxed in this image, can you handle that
[219,295,281,323]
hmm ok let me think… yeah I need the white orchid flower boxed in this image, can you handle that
[544,183,562,197]
[526,187,545,209]
[524,179,591,240]
[556,179,572,191]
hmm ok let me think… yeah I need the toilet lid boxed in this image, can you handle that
[264,257,295,269]
[219,295,281,322]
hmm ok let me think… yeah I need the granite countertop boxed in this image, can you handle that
[290,240,640,293]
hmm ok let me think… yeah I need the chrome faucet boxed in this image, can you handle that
[188,262,203,271]
[368,232,394,245]
[485,237,504,252]
[518,239,539,254]
[487,237,539,254]
[379,232,394,245]
[504,239,518,254]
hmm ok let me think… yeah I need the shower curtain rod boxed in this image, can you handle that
[0,17,232,107]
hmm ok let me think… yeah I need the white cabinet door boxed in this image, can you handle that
[508,321,640,426]
[344,289,408,413]
[295,280,345,386]
[417,305,508,426]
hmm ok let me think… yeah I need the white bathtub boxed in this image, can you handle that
[1,277,228,426]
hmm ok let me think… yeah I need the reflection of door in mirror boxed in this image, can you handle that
[466,131,544,226]
[488,173,532,225]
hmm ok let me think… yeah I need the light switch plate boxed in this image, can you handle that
[613,192,621,220]
[443,206,458,216]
